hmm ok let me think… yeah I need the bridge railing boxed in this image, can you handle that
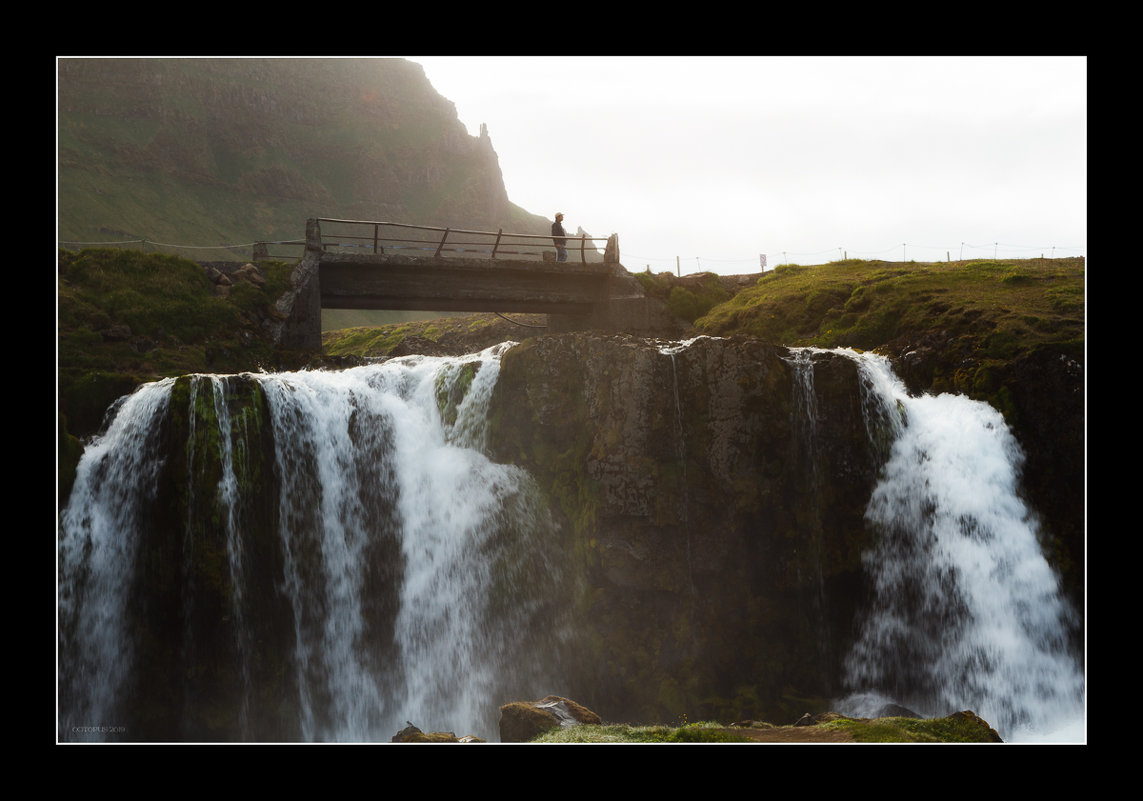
[311,217,608,264]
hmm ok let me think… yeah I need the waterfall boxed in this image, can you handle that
[657,337,707,601]
[58,343,571,742]
[58,335,1085,743]
[782,348,834,687]
[58,379,174,742]
[838,350,1085,742]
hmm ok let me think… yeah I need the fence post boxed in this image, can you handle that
[435,229,450,258]
[491,229,503,258]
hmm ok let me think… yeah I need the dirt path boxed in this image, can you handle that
[719,726,856,743]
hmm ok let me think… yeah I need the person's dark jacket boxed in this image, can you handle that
[551,221,567,246]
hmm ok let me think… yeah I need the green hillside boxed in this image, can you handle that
[695,257,1084,358]
[57,57,551,257]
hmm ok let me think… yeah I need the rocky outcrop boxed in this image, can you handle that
[945,711,1004,742]
[391,723,484,743]
[203,262,266,297]
[498,696,602,743]
[487,333,890,725]
[58,58,549,248]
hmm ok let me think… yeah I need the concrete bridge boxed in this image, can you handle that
[276,218,678,351]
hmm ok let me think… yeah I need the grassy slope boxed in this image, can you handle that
[322,312,547,358]
[57,248,298,447]
[695,257,1084,360]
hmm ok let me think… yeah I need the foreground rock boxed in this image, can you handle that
[499,696,602,743]
[390,722,484,743]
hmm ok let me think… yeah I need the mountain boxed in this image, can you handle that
[57,57,551,256]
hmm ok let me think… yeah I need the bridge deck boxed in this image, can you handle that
[318,252,610,315]
[274,220,667,351]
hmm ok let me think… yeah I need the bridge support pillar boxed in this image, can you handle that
[274,249,323,351]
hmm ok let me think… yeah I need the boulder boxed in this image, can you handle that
[498,696,601,743]
[234,262,266,286]
[390,722,483,743]
[948,710,1004,743]
[103,323,132,341]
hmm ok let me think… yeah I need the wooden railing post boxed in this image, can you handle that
[435,229,450,259]
[491,228,503,258]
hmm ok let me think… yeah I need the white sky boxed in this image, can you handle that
[412,56,1086,275]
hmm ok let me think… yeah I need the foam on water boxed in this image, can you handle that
[837,350,1085,743]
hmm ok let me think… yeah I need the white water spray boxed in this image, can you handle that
[59,344,569,742]
[838,350,1085,742]
[58,379,174,741]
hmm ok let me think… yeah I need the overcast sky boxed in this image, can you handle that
[412,56,1086,275]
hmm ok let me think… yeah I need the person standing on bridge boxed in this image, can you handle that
[552,212,568,262]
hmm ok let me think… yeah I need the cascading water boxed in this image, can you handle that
[58,379,175,742]
[782,348,835,686]
[58,343,572,742]
[58,335,1085,743]
[657,337,709,602]
[836,350,1085,743]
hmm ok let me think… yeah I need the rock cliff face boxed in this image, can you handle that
[57,58,540,246]
[486,334,891,723]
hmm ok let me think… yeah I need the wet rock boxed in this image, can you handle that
[948,710,1004,743]
[498,696,601,743]
[487,333,886,725]
[390,722,479,743]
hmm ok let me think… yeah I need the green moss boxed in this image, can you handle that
[435,361,477,426]
[821,712,1001,743]
[535,712,1001,743]
[533,721,746,744]
[58,414,85,504]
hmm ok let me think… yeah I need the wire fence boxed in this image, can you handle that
[56,237,306,263]
[58,234,1085,274]
[627,241,1086,275]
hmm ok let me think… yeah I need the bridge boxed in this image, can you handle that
[276,218,677,351]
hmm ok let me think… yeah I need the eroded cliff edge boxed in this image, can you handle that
[486,333,892,723]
